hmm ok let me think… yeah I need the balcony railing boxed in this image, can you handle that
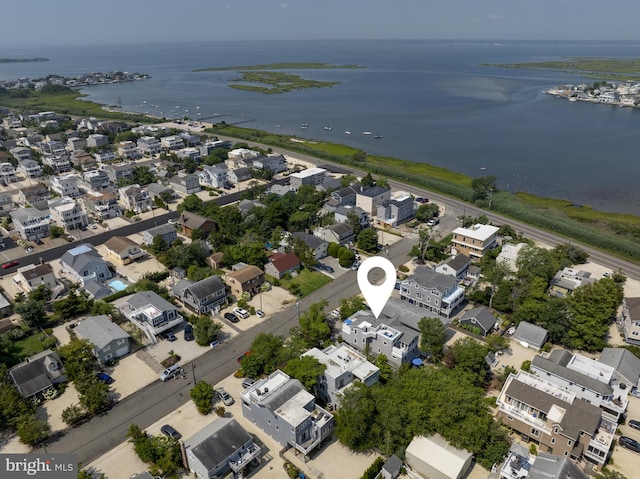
[228,442,262,473]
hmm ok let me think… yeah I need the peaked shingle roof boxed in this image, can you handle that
[185,418,252,472]
[226,265,263,284]
[599,347,640,387]
[291,231,327,250]
[74,315,130,350]
[268,252,300,272]
[406,266,458,292]
[459,306,497,333]
[185,275,225,300]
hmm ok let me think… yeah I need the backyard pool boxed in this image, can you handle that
[108,279,129,292]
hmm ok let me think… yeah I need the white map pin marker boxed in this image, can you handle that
[357,256,397,319]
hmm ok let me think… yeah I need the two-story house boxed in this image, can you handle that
[104,163,135,183]
[434,254,470,280]
[250,154,288,174]
[376,194,416,227]
[117,141,142,160]
[160,135,184,151]
[137,136,162,156]
[93,150,117,163]
[318,223,355,246]
[11,207,51,241]
[172,275,227,315]
[43,154,72,172]
[0,192,14,217]
[10,146,33,163]
[341,310,419,367]
[399,266,465,318]
[118,290,184,343]
[334,205,369,227]
[291,231,329,259]
[70,150,98,170]
[302,343,379,407]
[289,167,327,191]
[18,184,50,208]
[142,224,178,246]
[103,236,146,265]
[241,370,334,459]
[198,165,228,189]
[74,315,131,364]
[15,262,57,293]
[168,174,201,195]
[50,174,81,198]
[497,370,615,471]
[82,169,111,190]
[49,197,89,231]
[450,223,499,260]
[177,211,217,238]
[86,134,109,148]
[0,163,18,185]
[356,185,391,216]
[227,167,251,184]
[60,243,112,285]
[496,242,527,272]
[224,265,265,298]
[118,184,152,213]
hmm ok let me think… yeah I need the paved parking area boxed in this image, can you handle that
[610,395,640,477]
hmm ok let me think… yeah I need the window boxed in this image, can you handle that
[530,428,539,437]
[554,427,559,434]
[567,440,572,446]
[507,416,514,421]
[563,451,568,456]
[551,438,556,444]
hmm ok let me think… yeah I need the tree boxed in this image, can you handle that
[471,175,497,202]
[14,298,47,328]
[357,228,378,253]
[243,333,286,377]
[78,381,110,415]
[58,339,96,382]
[190,380,215,415]
[346,210,363,236]
[177,193,203,213]
[194,316,223,347]
[338,248,355,267]
[361,172,375,187]
[339,295,366,319]
[515,245,559,283]
[341,174,357,187]
[483,260,510,309]
[284,356,326,393]
[17,414,51,446]
[443,337,489,386]
[290,237,316,269]
[409,228,434,263]
[49,225,65,238]
[418,317,447,360]
[327,242,340,258]
[62,404,87,427]
[415,203,439,222]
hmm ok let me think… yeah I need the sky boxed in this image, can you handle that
[3,0,640,47]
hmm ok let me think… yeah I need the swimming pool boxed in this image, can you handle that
[108,279,128,292]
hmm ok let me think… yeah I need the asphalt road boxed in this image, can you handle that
[46,236,413,462]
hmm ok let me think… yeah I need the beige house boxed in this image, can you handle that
[103,236,146,265]
[224,265,265,298]
[15,263,57,292]
[450,223,499,260]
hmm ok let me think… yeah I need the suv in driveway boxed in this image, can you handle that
[224,312,239,323]
[216,387,235,406]
[161,424,182,440]
[620,435,640,453]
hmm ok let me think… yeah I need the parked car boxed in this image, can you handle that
[216,387,235,406]
[2,260,18,269]
[183,324,194,341]
[620,436,640,453]
[629,419,640,430]
[161,424,182,440]
[242,378,256,389]
[95,372,114,384]
[166,332,177,342]
[210,339,220,348]
[160,364,181,381]
[224,312,239,323]
[233,307,250,319]
[426,218,439,227]
[256,310,265,318]
[330,309,341,319]
[88,223,98,230]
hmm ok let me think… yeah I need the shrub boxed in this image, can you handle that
[283,461,302,479]
[521,360,531,372]
[360,457,385,479]
[529,443,537,455]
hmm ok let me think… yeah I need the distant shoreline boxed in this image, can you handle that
[0,57,49,63]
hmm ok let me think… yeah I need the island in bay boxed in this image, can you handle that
[193,62,364,94]
[0,57,49,63]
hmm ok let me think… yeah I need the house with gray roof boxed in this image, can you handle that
[84,279,114,300]
[381,455,403,479]
[530,349,628,421]
[435,254,470,280]
[302,343,380,407]
[251,154,287,174]
[399,266,465,318]
[291,231,328,259]
[549,267,596,298]
[146,182,177,201]
[513,321,549,351]
[376,195,415,227]
[334,205,369,226]
[342,309,419,367]
[330,184,359,206]
[11,207,51,241]
[8,350,66,399]
[60,243,112,286]
[172,275,227,315]
[169,173,201,195]
[142,223,178,246]
[458,306,498,337]
[185,418,261,479]
[619,297,640,346]
[198,164,229,189]
[241,370,334,459]
[227,167,251,184]
[118,291,184,343]
[497,370,615,471]
[355,185,391,215]
[74,315,131,364]
[500,449,588,479]
[598,347,640,390]
[318,223,355,246]
[17,159,43,178]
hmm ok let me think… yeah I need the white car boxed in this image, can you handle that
[233,307,250,319]
[88,223,98,230]
[167,218,177,225]
[330,309,341,319]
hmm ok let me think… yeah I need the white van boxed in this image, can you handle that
[160,364,181,381]
[233,307,250,319]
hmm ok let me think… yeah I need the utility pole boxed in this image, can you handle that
[191,363,196,384]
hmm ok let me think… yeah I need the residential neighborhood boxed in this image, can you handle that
[0,104,639,479]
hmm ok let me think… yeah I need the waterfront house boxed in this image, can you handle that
[241,370,334,459]
[450,223,499,260]
[289,167,327,191]
[74,315,131,364]
[356,185,391,215]
[172,275,227,315]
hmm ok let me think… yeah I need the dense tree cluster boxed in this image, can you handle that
[127,424,183,477]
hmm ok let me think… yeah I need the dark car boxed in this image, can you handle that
[96,372,114,384]
[183,324,194,341]
[2,260,18,269]
[242,378,256,389]
[620,435,640,453]
[224,312,239,323]
[629,419,640,431]
[166,332,177,342]
[161,424,182,441]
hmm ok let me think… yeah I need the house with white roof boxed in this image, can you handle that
[450,223,499,260]
[50,174,81,198]
[496,242,527,272]
[289,167,327,191]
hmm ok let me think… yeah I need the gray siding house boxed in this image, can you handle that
[60,243,112,286]
[9,350,67,399]
[399,266,465,318]
[118,291,184,343]
[74,315,131,364]
[142,224,178,246]
[241,370,334,459]
[458,306,498,336]
[172,275,227,315]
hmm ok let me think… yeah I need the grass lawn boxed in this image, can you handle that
[281,269,332,297]
[13,332,50,361]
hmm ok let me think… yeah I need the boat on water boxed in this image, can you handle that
[324,126,332,131]
[374,135,382,139]
[345,131,352,135]
[301,123,309,129]
[362,131,372,135]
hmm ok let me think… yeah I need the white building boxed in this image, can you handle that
[49,197,88,232]
[50,175,81,198]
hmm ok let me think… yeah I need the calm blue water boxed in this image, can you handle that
[108,279,128,292]
[2,40,640,214]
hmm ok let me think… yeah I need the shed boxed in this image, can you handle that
[513,321,549,351]
[405,434,473,479]
[381,454,403,479]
